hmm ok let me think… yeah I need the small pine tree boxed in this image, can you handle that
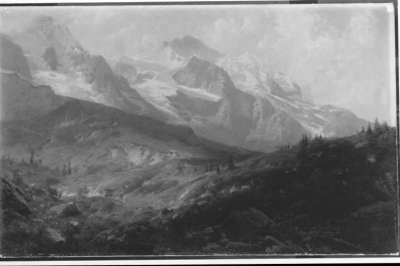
[382,121,390,131]
[373,118,381,133]
[216,164,221,174]
[297,134,309,158]
[366,123,373,135]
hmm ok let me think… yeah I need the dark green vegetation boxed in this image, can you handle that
[1,122,397,256]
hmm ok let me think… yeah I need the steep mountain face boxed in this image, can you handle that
[11,16,163,120]
[172,56,234,96]
[121,40,367,152]
[0,35,63,121]
[161,35,222,67]
[169,57,311,151]
[0,34,32,79]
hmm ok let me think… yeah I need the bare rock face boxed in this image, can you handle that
[14,15,90,72]
[42,47,58,71]
[113,60,138,84]
[0,34,32,79]
[173,56,234,96]
[164,35,222,63]
[0,35,63,121]
[171,57,309,151]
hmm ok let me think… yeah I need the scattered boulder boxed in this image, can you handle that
[45,227,65,243]
[49,202,81,217]
[61,202,81,217]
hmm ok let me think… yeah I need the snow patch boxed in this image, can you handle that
[33,70,108,104]
[177,85,221,102]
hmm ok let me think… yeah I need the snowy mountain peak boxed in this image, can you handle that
[29,16,81,49]
[218,53,306,102]
[32,15,55,30]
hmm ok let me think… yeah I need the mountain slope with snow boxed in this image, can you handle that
[170,57,310,151]
[217,53,368,138]
[124,53,367,152]
[11,16,164,121]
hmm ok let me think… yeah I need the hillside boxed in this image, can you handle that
[2,123,397,255]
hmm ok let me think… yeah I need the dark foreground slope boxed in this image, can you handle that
[1,123,397,256]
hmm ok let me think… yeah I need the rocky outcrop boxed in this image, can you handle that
[113,60,138,84]
[0,35,63,121]
[42,47,58,70]
[173,56,234,96]
[0,34,32,79]
[164,35,222,63]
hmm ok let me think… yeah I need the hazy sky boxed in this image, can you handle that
[0,3,396,125]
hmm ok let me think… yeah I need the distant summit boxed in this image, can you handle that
[11,16,164,121]
[163,35,223,63]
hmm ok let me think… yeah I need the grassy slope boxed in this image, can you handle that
[1,124,397,256]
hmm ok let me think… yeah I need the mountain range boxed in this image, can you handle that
[0,14,372,208]
[3,16,367,153]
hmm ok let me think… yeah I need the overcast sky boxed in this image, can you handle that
[0,3,396,125]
